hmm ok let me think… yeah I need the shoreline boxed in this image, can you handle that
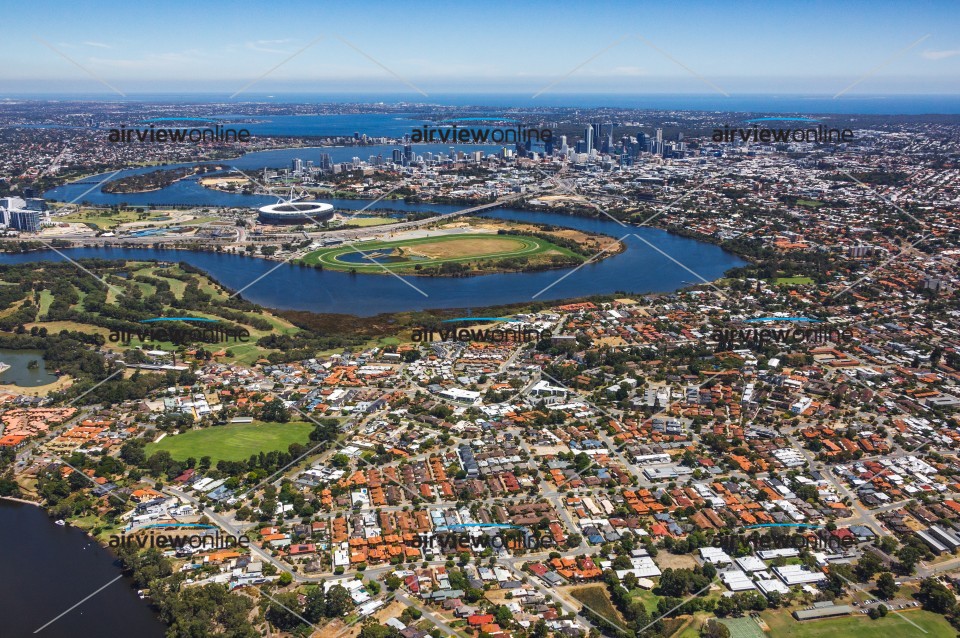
[0,495,41,506]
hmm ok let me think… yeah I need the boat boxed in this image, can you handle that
[54,519,66,526]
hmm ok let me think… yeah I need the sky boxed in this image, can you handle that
[1,0,959,97]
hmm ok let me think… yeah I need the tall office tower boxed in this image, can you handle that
[9,209,41,232]
[392,149,403,163]
[560,135,568,154]
[636,132,647,150]
[584,126,594,153]
[404,144,414,164]
[320,152,333,171]
[605,123,614,154]
[655,128,663,155]
[592,123,602,145]
[292,158,303,174]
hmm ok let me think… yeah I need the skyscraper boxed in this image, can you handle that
[584,126,593,154]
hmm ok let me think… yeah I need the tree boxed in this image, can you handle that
[701,619,731,638]
[876,572,897,600]
[304,586,325,623]
[494,605,513,626]
[359,624,402,638]
[856,552,883,581]
[265,591,304,632]
[714,596,737,617]
[261,400,291,423]
[278,571,293,586]
[702,561,717,580]
[895,542,925,574]
[919,578,956,614]
[119,440,147,466]
[385,574,401,591]
[158,584,256,638]
[325,584,353,617]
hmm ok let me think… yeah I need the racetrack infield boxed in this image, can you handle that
[301,233,579,273]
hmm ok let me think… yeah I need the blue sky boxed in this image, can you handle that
[2,0,959,95]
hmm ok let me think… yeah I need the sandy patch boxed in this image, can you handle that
[0,375,73,397]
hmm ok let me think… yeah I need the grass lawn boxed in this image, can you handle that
[630,588,660,613]
[59,209,169,230]
[570,585,626,628]
[796,199,824,207]
[145,421,314,464]
[341,217,398,227]
[302,233,577,272]
[762,608,954,638]
[772,276,815,285]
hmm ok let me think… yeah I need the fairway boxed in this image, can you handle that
[762,608,954,638]
[145,421,314,464]
[302,233,577,273]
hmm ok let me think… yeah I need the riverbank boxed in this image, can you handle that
[0,210,747,316]
[0,500,168,637]
[0,374,73,396]
[0,494,41,506]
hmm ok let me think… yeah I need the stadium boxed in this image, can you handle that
[257,201,334,225]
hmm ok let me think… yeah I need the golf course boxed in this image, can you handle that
[301,233,582,274]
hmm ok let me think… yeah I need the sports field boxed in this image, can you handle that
[719,617,765,638]
[762,608,953,638]
[145,421,314,464]
[301,233,578,272]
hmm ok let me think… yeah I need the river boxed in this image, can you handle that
[0,500,167,637]
[0,208,745,316]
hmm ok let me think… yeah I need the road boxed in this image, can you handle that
[785,432,885,531]
[395,591,469,638]
[495,559,591,632]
